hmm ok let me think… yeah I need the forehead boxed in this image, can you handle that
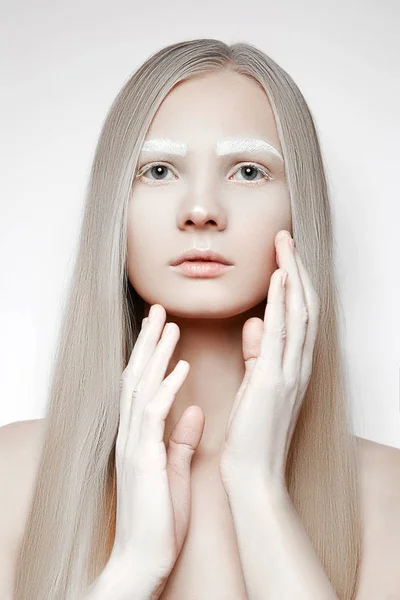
[142,71,282,155]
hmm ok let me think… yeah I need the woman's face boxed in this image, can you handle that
[127,70,292,320]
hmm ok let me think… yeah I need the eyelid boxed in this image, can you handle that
[136,161,176,178]
[230,161,273,179]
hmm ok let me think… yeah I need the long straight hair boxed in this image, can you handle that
[14,39,362,599]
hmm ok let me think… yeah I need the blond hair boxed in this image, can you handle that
[14,39,362,599]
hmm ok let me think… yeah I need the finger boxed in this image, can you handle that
[129,321,181,440]
[292,247,321,385]
[258,267,288,369]
[132,359,191,456]
[275,231,308,380]
[225,318,264,435]
[242,317,264,363]
[118,315,149,444]
[166,405,205,552]
[124,304,167,382]
[119,305,167,443]
[138,322,181,403]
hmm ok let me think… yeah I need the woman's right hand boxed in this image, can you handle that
[109,304,205,598]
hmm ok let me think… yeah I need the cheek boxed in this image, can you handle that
[127,197,164,256]
[239,242,276,299]
[235,214,288,296]
[126,211,165,290]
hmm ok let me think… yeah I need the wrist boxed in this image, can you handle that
[85,555,165,600]
[224,472,288,501]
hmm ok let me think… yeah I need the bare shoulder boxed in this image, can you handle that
[0,418,48,529]
[357,435,400,507]
[0,416,48,451]
[355,435,400,599]
[0,418,48,595]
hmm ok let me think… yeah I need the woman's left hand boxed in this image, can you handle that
[219,230,321,492]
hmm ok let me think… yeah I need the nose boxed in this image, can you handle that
[177,197,227,231]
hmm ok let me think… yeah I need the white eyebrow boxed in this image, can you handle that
[140,137,283,162]
[216,138,283,161]
[140,138,186,155]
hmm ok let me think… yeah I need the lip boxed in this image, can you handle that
[170,248,233,266]
[171,261,233,278]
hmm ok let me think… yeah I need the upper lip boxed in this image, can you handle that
[170,248,233,266]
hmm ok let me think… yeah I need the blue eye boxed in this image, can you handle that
[138,164,175,182]
[230,164,271,183]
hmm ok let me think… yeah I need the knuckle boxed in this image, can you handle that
[267,318,287,340]
[266,314,287,337]
[131,383,142,399]
[120,368,137,390]
[293,302,309,325]
[119,371,129,389]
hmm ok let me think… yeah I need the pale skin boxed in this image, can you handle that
[125,70,400,598]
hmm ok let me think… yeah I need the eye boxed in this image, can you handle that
[229,163,272,185]
[135,161,273,186]
[135,163,176,184]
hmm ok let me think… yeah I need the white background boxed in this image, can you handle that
[0,0,399,448]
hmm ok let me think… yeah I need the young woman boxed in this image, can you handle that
[3,38,399,600]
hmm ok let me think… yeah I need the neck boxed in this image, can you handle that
[158,299,266,463]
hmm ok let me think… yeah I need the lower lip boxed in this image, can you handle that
[171,261,233,277]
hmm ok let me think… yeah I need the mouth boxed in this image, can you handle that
[170,249,233,266]
[170,260,233,278]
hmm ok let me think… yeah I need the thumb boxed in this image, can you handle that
[225,318,264,435]
[166,405,205,552]
[240,316,264,390]
[242,316,264,365]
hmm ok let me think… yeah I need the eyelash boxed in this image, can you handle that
[135,162,273,187]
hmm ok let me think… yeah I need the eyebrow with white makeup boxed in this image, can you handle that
[139,137,284,162]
